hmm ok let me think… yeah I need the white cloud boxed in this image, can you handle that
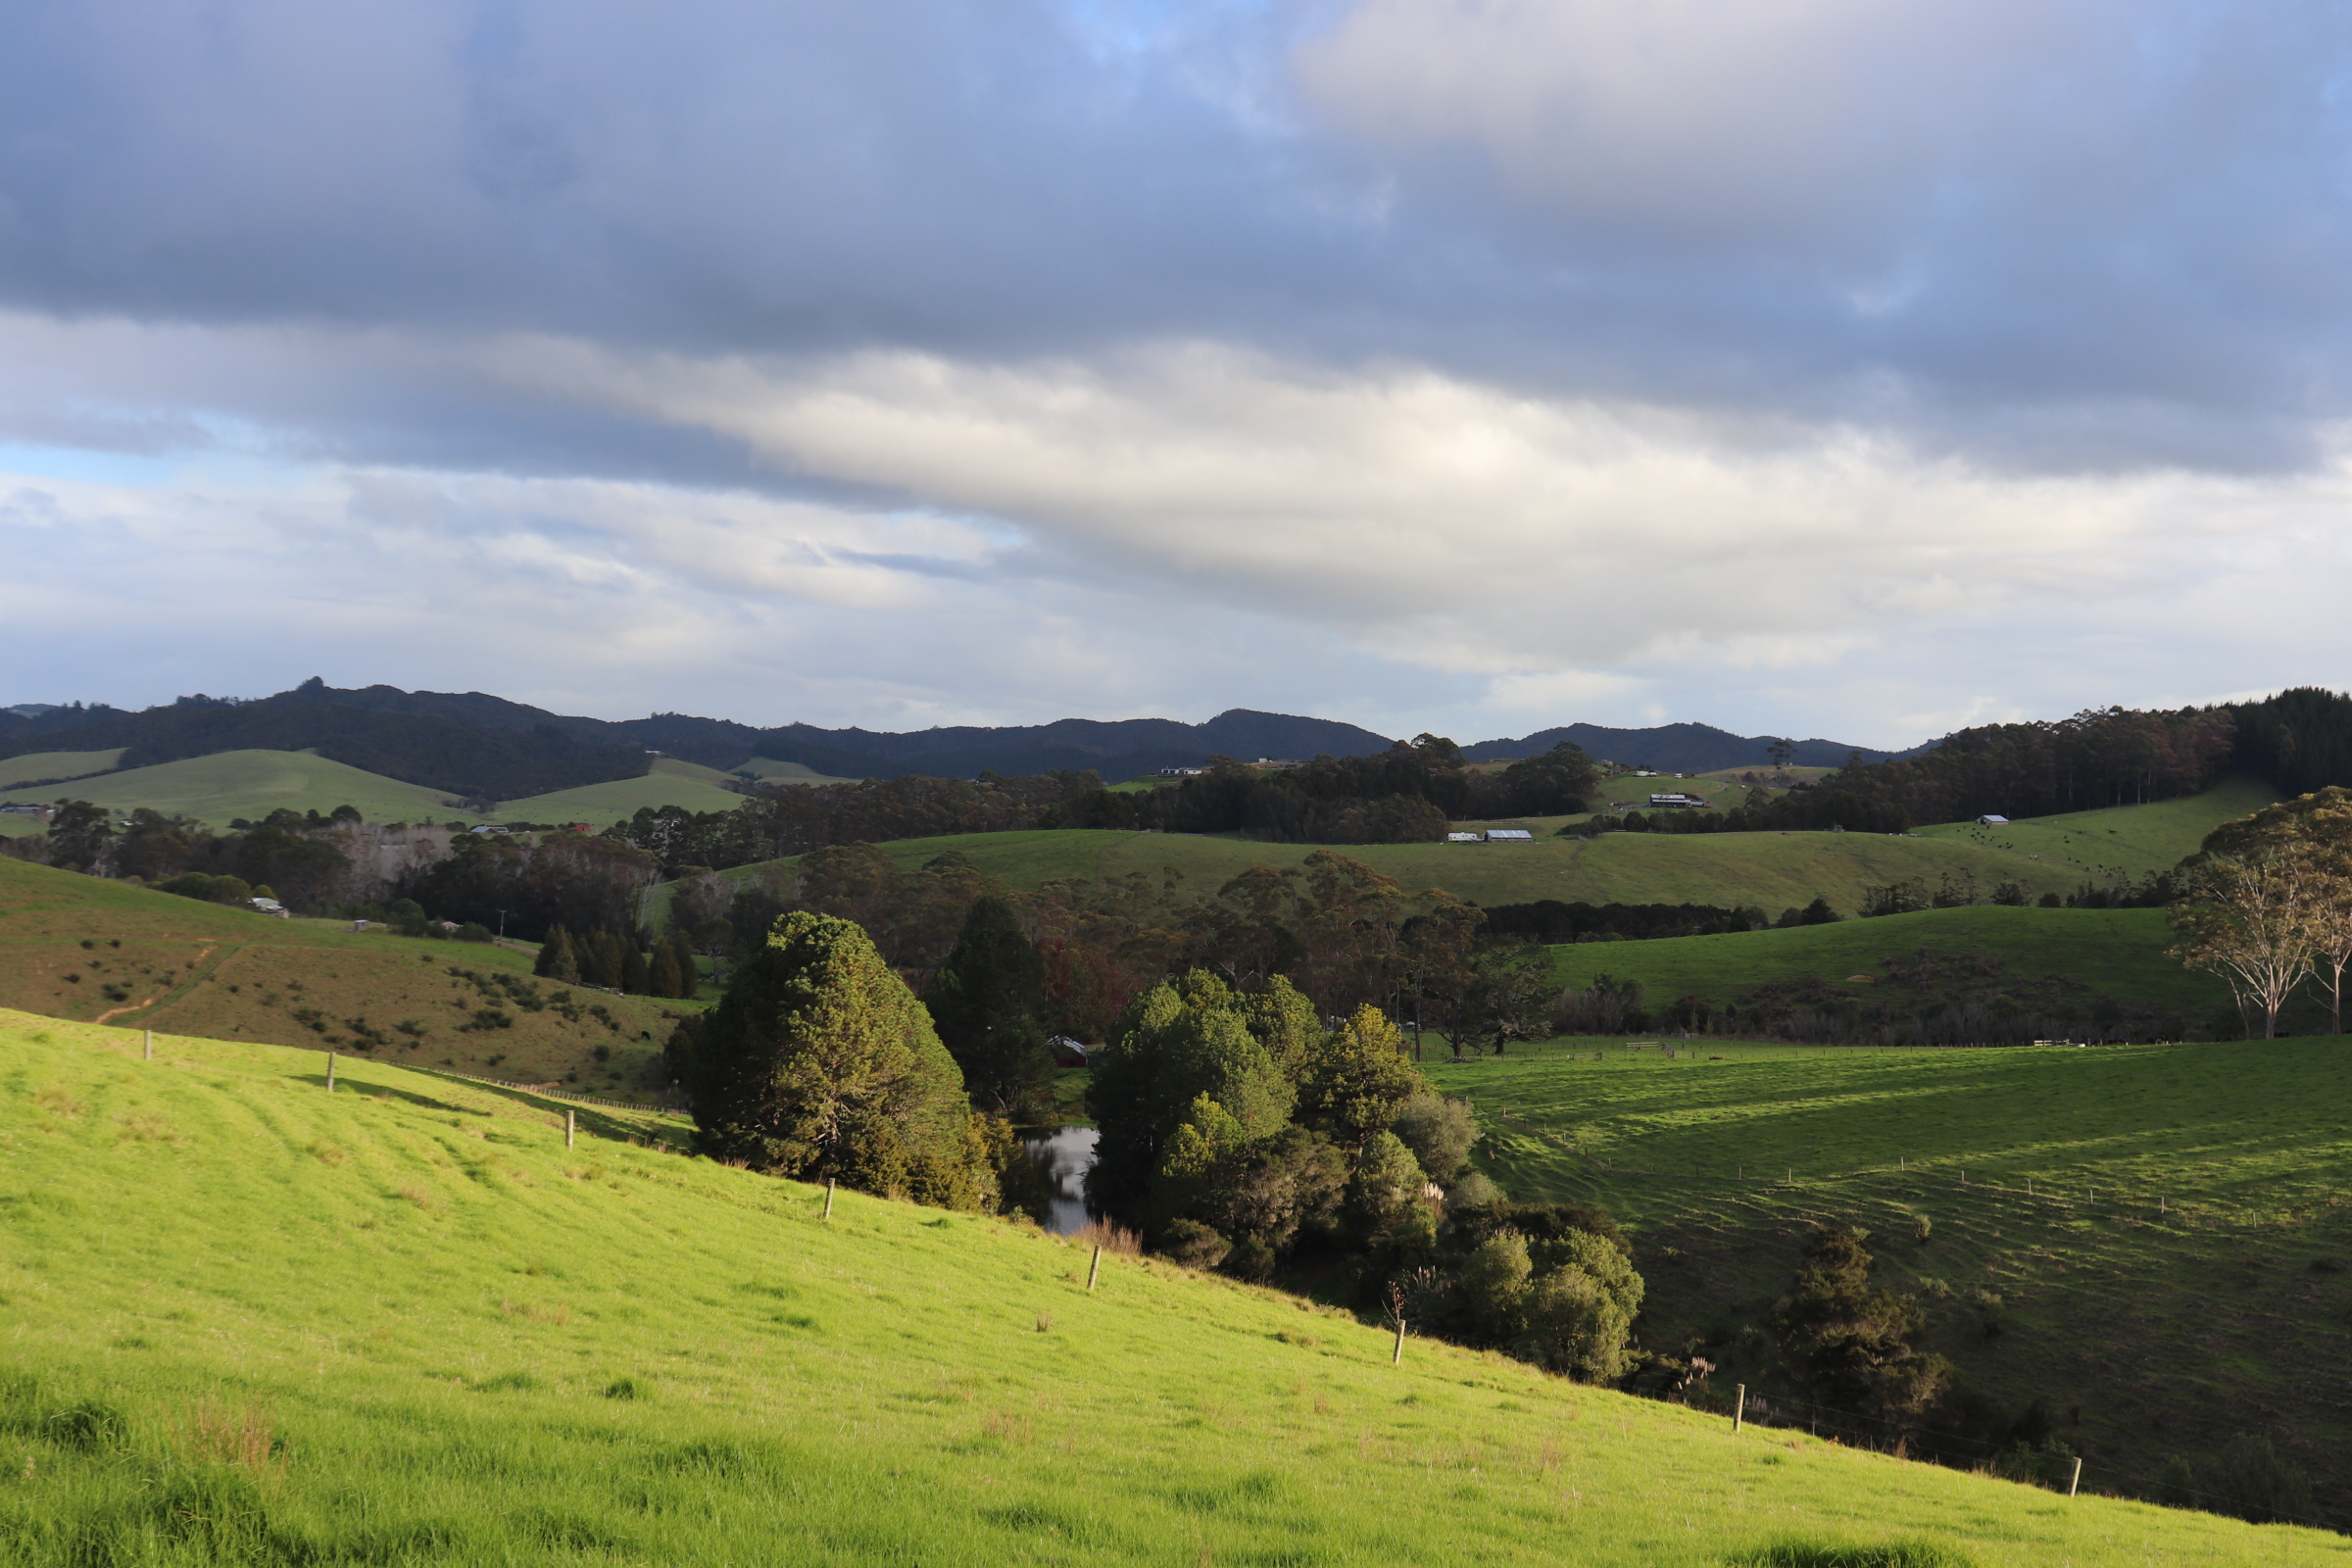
[6,306,2351,748]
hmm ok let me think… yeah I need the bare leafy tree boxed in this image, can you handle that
[2169,847,2316,1039]
[2201,787,2352,1035]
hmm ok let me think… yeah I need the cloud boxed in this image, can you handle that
[2,3,2351,745]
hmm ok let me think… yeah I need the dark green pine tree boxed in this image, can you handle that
[665,932,702,998]
[921,896,1056,1122]
[679,911,990,1208]
[620,940,651,995]
[536,926,581,984]
[649,942,684,1000]
[583,930,624,989]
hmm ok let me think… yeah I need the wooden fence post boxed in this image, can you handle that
[1087,1245,1102,1293]
[1392,1317,1406,1366]
[325,1053,336,1093]
[2069,1456,2083,1497]
[143,1029,153,1060]
[1734,1384,1746,1433]
[823,1179,836,1219]
[565,1108,575,1150]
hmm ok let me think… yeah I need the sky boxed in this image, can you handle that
[4,0,2351,750]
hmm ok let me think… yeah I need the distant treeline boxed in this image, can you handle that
[1583,787,1913,836]
[607,769,1105,871]
[1049,738,1600,845]
[1805,688,2352,825]
[1480,900,1763,942]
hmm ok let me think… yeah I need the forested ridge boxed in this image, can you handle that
[1812,688,2352,824]
[0,682,649,802]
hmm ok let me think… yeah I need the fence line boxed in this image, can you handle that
[1715,1387,2333,1532]
[412,1065,688,1118]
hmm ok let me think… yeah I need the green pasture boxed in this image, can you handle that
[0,749,127,792]
[1,750,481,828]
[0,750,791,831]
[0,1015,2330,1565]
[733,756,860,785]
[695,824,2105,914]
[500,758,748,823]
[1546,906,2231,1015]
[0,859,691,1093]
[1911,776,2279,883]
[1432,1038,2352,1527]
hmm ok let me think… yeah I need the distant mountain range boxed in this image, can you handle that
[0,679,1908,802]
[1464,721,1911,772]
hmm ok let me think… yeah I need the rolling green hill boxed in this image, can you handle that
[693,825,2101,916]
[0,748,126,791]
[1,1013,2326,1565]
[5,750,477,827]
[733,756,860,785]
[1548,906,2231,1016]
[1911,776,2279,883]
[1430,1037,2352,1530]
[0,858,689,1096]
[499,758,753,822]
[0,751,782,830]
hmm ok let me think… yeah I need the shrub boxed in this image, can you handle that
[1390,1091,1477,1181]
[1161,1219,1231,1269]
[2204,1432,2315,1524]
[1740,1541,1975,1568]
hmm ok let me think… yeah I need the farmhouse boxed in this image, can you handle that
[1977,813,2010,826]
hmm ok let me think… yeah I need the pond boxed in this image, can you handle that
[1022,1125,1099,1235]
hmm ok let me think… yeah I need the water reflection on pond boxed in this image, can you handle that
[1023,1126,1099,1235]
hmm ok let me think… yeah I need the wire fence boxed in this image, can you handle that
[412,1064,689,1118]
[1706,1386,2335,1533]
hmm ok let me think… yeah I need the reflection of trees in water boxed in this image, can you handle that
[1022,1127,1099,1235]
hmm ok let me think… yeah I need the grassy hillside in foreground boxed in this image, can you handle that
[1430,1039,2352,1529]
[1,1017,2330,1566]
[1911,776,2279,884]
[697,825,2104,915]
[0,859,689,1098]
[1548,906,2233,1017]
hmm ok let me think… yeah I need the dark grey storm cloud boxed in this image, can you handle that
[2,0,2349,472]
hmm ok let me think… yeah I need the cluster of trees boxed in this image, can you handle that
[1071,738,1600,845]
[1082,968,1645,1378]
[665,842,1551,1057]
[1818,706,2236,824]
[395,831,661,945]
[2168,787,2352,1038]
[1481,899,1766,943]
[601,769,1105,874]
[669,897,1647,1383]
[534,924,703,999]
[11,803,361,908]
[1580,787,1912,836]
